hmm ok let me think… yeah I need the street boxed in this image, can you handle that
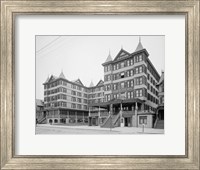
[36,124,164,134]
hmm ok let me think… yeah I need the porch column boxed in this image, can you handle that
[75,111,77,123]
[66,111,69,123]
[83,112,85,123]
[135,102,138,127]
[98,106,101,125]
[120,102,124,127]
[58,110,61,123]
[110,104,113,115]
[89,107,91,117]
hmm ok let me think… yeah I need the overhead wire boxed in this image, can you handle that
[36,36,61,54]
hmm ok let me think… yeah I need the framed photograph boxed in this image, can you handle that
[1,0,199,169]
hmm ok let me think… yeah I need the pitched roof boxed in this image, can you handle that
[36,99,44,106]
[135,37,144,52]
[59,71,65,79]
[73,78,84,86]
[45,76,50,83]
[90,81,94,87]
[105,52,112,63]
[48,75,57,82]
[113,49,130,61]
[96,80,104,87]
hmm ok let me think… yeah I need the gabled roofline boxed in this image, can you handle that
[102,48,149,66]
[73,78,84,86]
[112,48,130,62]
[96,79,104,87]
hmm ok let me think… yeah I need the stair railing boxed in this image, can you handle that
[100,115,111,127]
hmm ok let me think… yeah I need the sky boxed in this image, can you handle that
[36,36,165,100]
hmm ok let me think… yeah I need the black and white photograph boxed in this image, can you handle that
[36,35,164,134]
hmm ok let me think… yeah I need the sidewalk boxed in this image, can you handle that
[37,124,164,134]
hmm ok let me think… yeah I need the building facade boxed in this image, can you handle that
[36,99,46,124]
[42,39,163,128]
[43,73,89,124]
[154,71,164,129]
[89,40,160,128]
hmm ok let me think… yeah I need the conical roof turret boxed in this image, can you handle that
[135,37,144,52]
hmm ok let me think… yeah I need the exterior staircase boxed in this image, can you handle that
[101,113,120,128]
[38,117,47,124]
[154,120,164,129]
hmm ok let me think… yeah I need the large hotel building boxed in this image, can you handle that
[41,39,164,128]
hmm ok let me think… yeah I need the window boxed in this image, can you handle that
[147,83,150,90]
[136,90,139,97]
[113,84,117,90]
[136,78,139,85]
[121,62,124,68]
[107,65,110,71]
[71,97,76,102]
[62,94,67,100]
[107,95,111,101]
[77,92,82,97]
[139,66,143,73]
[126,71,130,77]
[127,60,130,66]
[84,99,87,104]
[121,72,125,78]
[104,66,107,72]
[121,82,125,89]
[107,85,111,91]
[130,59,133,65]
[63,88,67,93]
[113,65,116,70]
[136,89,143,97]
[108,75,111,81]
[77,86,82,91]
[139,89,142,96]
[139,77,143,84]
[131,91,134,98]
[71,103,76,108]
[78,98,82,103]
[131,80,134,87]
[139,116,147,124]
[116,63,119,70]
[130,70,133,76]
[135,67,139,74]
[72,84,76,89]
[139,55,143,61]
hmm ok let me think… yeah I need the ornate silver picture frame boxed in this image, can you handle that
[1,0,199,169]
